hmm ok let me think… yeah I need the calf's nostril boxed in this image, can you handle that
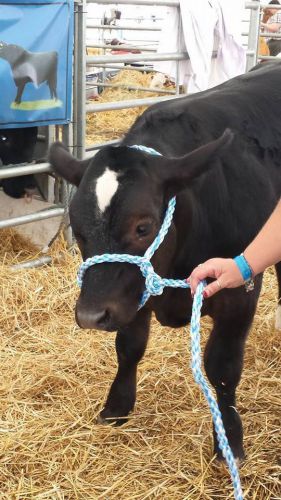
[95,309,110,327]
[75,305,112,330]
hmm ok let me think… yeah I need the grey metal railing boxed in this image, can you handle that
[91,81,176,94]
[0,162,51,180]
[0,207,65,230]
[256,3,281,61]
[86,42,158,51]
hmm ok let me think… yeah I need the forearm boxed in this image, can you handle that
[244,199,281,276]
[261,22,281,32]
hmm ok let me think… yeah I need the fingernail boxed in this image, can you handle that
[203,290,208,298]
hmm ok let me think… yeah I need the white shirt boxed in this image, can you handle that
[154,0,246,93]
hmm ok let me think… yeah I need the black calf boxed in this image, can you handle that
[0,127,38,198]
[49,62,281,461]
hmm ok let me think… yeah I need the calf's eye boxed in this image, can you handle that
[136,222,152,238]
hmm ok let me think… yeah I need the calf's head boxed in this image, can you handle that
[49,130,232,331]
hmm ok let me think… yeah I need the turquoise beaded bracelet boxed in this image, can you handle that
[233,253,255,292]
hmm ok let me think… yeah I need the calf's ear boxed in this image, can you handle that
[49,142,91,186]
[160,129,233,197]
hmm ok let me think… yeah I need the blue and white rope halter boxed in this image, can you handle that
[77,145,243,500]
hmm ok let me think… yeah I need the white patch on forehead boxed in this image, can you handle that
[95,167,119,212]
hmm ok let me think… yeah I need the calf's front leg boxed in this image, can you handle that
[99,307,151,425]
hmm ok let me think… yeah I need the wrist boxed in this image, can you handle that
[233,253,254,292]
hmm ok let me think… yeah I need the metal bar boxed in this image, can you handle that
[244,31,281,39]
[245,1,260,9]
[259,33,281,39]
[62,125,74,247]
[86,42,158,52]
[118,39,159,44]
[90,52,254,74]
[175,12,182,96]
[86,52,187,64]
[0,162,51,180]
[86,0,179,5]
[72,1,79,158]
[86,139,120,151]
[83,0,274,8]
[89,64,155,71]
[84,1,263,11]
[87,16,164,22]
[87,94,183,113]
[87,23,161,31]
[101,14,106,95]
[258,54,280,59]
[246,0,261,71]
[88,81,175,94]
[260,3,281,8]
[0,208,64,229]
[76,0,86,159]
[11,256,52,270]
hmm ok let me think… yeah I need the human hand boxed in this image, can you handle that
[187,258,244,298]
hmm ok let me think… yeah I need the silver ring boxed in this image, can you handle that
[216,279,222,290]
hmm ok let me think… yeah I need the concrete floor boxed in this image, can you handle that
[0,191,62,249]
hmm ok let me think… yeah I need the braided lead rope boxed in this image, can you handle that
[76,144,243,500]
[191,283,243,500]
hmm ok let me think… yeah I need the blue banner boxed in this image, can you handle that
[0,0,74,128]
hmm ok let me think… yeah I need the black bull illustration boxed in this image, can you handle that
[0,41,58,104]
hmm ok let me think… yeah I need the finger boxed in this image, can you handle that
[203,278,224,298]
[187,264,203,294]
[189,275,201,295]
[188,264,217,292]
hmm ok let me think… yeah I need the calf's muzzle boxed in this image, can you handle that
[75,298,119,331]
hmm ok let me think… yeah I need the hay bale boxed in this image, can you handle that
[0,229,280,498]
[86,69,172,145]
[86,47,103,56]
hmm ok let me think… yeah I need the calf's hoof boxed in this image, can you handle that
[215,447,245,465]
[97,408,129,426]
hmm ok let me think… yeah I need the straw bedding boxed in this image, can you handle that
[0,228,280,499]
[86,69,173,145]
[1,70,280,499]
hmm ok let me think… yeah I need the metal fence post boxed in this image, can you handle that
[62,125,74,246]
[246,0,261,70]
[75,0,86,160]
